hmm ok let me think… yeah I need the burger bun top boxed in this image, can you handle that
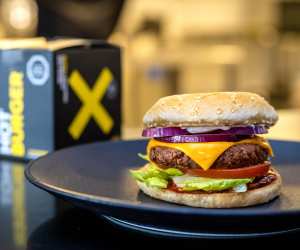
[143,92,278,128]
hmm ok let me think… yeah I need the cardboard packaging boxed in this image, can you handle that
[0,38,121,160]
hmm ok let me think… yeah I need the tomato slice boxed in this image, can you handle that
[185,162,270,179]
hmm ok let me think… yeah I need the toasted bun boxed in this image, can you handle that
[136,168,281,208]
[143,92,278,128]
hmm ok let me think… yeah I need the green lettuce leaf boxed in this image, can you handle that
[130,164,184,188]
[130,164,168,182]
[137,153,150,161]
[131,158,252,192]
[137,153,183,177]
[164,168,184,176]
[145,177,168,188]
[172,175,252,191]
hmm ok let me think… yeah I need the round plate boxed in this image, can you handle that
[25,140,300,238]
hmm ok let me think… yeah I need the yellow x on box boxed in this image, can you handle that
[0,38,121,160]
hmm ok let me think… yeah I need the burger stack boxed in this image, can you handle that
[130,92,281,208]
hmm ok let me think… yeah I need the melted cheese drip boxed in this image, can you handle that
[147,137,273,171]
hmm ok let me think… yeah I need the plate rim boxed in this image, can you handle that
[25,139,300,218]
[103,215,300,239]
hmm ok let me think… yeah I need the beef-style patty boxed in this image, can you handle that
[149,144,268,169]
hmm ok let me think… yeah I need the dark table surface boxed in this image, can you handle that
[0,159,298,250]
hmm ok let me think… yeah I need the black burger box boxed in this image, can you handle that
[0,38,121,160]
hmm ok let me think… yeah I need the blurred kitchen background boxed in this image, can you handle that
[1,0,300,140]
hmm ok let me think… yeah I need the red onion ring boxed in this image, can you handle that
[142,125,267,138]
[211,126,268,135]
[142,127,188,137]
[157,134,251,143]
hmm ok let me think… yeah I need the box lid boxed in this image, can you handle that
[0,37,117,50]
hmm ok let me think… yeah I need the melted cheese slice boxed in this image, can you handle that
[147,137,273,171]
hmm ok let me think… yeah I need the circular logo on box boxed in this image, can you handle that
[26,55,50,86]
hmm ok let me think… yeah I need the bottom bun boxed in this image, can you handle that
[137,168,282,208]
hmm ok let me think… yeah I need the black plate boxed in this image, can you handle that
[25,140,300,239]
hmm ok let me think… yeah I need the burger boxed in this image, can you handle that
[130,92,281,208]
